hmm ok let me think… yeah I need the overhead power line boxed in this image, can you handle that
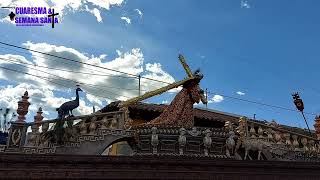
[207,91,317,116]
[0,42,171,84]
[0,41,137,76]
[0,46,136,79]
[0,65,132,100]
[0,41,318,118]
[0,57,144,92]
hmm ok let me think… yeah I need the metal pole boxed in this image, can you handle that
[138,75,141,96]
[245,118,249,138]
[205,88,208,108]
[0,109,2,132]
[301,111,313,137]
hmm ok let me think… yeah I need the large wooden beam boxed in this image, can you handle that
[178,54,194,78]
[119,77,194,107]
[118,54,195,107]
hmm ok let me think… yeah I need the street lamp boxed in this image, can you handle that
[292,92,312,136]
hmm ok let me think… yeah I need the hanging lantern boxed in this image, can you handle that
[292,92,313,137]
[292,92,304,112]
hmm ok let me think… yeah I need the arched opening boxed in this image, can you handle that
[101,137,135,156]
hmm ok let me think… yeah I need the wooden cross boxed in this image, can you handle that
[120,54,198,107]
[178,54,194,78]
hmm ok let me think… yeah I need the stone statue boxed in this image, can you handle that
[109,118,118,129]
[243,138,270,160]
[178,128,187,155]
[235,116,247,152]
[226,131,236,158]
[151,127,159,154]
[80,120,87,134]
[203,129,212,156]
[101,116,109,129]
[89,116,97,135]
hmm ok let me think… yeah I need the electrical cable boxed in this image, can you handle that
[0,41,172,84]
[1,41,318,118]
[207,91,317,116]
[0,65,131,100]
[0,46,137,79]
[0,57,144,92]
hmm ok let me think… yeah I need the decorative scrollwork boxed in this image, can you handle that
[12,129,22,146]
[188,127,201,136]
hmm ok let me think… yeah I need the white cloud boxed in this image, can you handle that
[0,81,106,122]
[0,42,178,119]
[85,6,103,22]
[0,0,125,23]
[209,95,224,103]
[0,83,75,121]
[142,62,178,93]
[134,9,143,18]
[236,91,245,96]
[121,16,131,24]
[161,100,169,104]
[86,93,103,106]
[92,8,102,22]
[76,99,94,115]
[241,0,251,9]
[86,0,123,10]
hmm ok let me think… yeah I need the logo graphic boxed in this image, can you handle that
[47,8,59,28]
[8,11,15,21]
[1,6,59,28]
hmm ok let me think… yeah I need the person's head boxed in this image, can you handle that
[194,68,204,82]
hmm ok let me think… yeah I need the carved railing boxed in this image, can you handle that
[131,125,229,157]
[225,117,320,161]
[246,120,319,153]
[6,111,126,153]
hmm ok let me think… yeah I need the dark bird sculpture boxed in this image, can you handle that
[54,87,82,144]
[56,87,82,119]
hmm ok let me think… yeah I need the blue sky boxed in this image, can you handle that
[0,0,319,129]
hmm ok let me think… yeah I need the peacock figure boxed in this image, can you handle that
[54,86,82,144]
[56,86,83,119]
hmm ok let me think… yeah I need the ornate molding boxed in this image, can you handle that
[22,146,56,154]
[0,145,5,153]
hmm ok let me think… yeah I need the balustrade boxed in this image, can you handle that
[229,117,320,160]
[6,93,126,152]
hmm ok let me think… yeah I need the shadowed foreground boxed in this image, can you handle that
[0,153,319,179]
